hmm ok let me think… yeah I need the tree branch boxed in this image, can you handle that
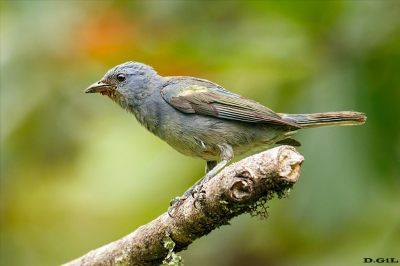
[62,146,304,266]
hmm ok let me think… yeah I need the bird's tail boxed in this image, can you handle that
[280,111,366,129]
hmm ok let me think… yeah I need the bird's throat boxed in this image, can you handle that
[100,90,113,97]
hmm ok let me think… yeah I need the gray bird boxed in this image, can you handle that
[85,62,366,214]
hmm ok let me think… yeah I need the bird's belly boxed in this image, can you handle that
[156,113,290,161]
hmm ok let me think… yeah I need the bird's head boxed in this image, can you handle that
[85,62,159,108]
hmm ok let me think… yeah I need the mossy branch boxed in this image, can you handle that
[62,146,304,266]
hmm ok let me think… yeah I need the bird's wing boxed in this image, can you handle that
[161,77,302,128]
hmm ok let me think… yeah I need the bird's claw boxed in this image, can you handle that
[168,196,187,217]
[191,185,205,209]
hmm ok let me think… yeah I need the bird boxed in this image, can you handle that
[85,61,366,215]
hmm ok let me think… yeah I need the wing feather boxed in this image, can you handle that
[161,77,302,128]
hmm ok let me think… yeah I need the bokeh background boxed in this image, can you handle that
[1,1,399,265]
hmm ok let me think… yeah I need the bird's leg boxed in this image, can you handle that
[205,160,218,174]
[168,145,233,216]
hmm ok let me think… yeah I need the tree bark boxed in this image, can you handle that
[62,145,304,266]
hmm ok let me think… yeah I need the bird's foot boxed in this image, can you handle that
[168,196,188,217]
[191,184,205,208]
[168,158,231,216]
[167,184,205,216]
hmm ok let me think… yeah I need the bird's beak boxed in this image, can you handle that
[85,81,116,94]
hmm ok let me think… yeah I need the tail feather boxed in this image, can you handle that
[280,111,366,129]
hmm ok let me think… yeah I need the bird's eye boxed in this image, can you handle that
[116,73,126,81]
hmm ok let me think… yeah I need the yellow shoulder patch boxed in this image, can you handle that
[179,85,211,96]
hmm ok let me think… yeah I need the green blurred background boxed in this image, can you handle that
[1,1,399,265]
